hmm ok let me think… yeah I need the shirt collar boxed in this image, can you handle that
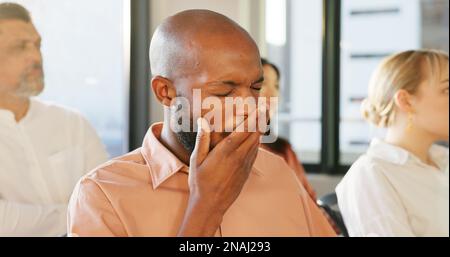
[429,144,449,171]
[0,98,36,125]
[367,138,449,170]
[140,123,189,190]
[140,123,270,189]
[19,98,36,125]
[0,108,16,124]
[367,138,409,165]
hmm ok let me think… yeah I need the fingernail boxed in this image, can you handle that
[198,117,212,133]
[197,118,203,133]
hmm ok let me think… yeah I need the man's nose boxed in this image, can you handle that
[27,45,43,66]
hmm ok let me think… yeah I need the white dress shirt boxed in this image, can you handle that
[336,138,449,237]
[0,98,108,236]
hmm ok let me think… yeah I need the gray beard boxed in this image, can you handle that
[15,75,44,98]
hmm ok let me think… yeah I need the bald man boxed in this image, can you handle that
[67,10,336,237]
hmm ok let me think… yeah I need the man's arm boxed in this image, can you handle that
[0,199,66,236]
[67,177,127,237]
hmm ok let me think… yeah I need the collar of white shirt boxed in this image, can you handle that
[0,98,37,125]
[367,138,449,171]
[0,108,16,123]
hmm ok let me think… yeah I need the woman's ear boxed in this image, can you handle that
[151,76,177,107]
[394,89,414,113]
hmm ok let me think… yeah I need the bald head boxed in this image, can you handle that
[150,9,260,80]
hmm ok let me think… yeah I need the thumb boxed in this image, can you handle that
[190,117,211,166]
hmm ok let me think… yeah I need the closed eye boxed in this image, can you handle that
[215,91,233,97]
[251,84,263,91]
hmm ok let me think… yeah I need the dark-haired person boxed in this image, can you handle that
[0,3,108,236]
[260,58,342,234]
[259,58,317,201]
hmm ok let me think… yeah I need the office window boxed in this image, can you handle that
[339,0,449,165]
[266,0,323,164]
[4,0,130,157]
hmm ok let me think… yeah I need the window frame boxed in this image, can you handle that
[129,0,152,151]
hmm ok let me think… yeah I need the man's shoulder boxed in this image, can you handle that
[82,148,151,188]
[32,98,83,118]
[31,98,96,132]
[254,146,303,186]
[336,154,394,196]
[255,146,292,170]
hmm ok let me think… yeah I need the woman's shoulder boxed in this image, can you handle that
[339,154,393,189]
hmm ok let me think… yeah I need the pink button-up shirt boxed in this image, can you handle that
[68,123,336,237]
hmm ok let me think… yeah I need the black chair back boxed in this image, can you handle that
[317,193,349,237]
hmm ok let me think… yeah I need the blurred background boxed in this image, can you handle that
[2,0,448,197]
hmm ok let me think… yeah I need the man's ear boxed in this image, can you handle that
[151,76,177,107]
[394,89,414,113]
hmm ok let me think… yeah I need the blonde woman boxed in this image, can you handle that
[336,50,449,237]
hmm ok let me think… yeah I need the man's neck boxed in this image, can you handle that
[0,94,30,122]
[160,118,192,166]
